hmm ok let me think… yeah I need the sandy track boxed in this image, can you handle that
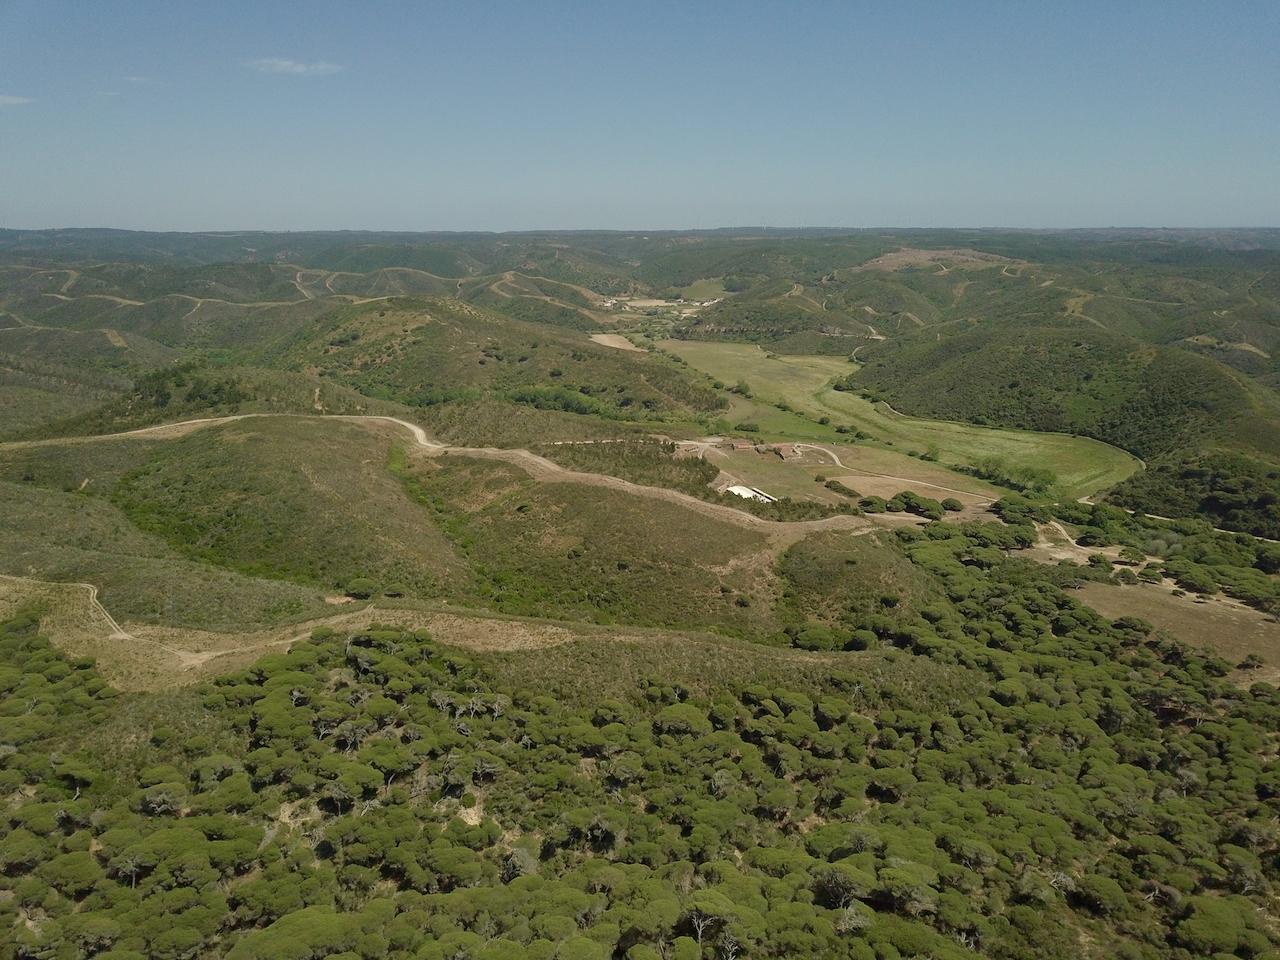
[0,574,190,660]
[1,414,880,544]
[42,293,141,307]
[4,574,852,690]
[794,443,995,502]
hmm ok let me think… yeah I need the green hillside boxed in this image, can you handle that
[849,325,1280,535]
[7,226,1277,527]
[271,298,725,421]
[3,507,1277,958]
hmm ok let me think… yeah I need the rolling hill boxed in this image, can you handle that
[2,228,1279,960]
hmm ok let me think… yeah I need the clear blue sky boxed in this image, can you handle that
[2,0,1277,230]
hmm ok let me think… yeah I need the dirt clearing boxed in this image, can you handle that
[589,333,645,352]
[1078,581,1280,685]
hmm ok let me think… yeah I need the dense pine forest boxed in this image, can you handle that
[4,515,1278,959]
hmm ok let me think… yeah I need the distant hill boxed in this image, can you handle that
[4,227,1280,530]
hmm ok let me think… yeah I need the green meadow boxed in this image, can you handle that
[662,339,1142,499]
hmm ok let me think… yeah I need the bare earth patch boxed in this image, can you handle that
[589,333,645,352]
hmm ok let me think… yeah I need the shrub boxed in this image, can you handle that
[1074,875,1128,916]
[345,577,378,600]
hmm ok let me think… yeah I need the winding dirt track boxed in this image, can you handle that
[5,420,896,673]
[793,443,996,503]
[0,415,900,679]
[0,414,880,545]
[1,575,155,651]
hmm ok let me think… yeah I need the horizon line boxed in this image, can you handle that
[4,224,1280,235]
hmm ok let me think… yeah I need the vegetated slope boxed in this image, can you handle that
[401,455,778,634]
[108,418,468,595]
[852,325,1272,459]
[0,478,330,631]
[5,229,1278,537]
[0,414,825,640]
[0,414,505,643]
[0,310,180,437]
[0,350,130,437]
[274,297,725,420]
[672,246,1043,355]
[850,323,1280,536]
[411,397,663,448]
[13,362,420,441]
[2,508,1277,958]
[1107,451,1280,539]
[777,531,942,633]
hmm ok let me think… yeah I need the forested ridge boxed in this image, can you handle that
[3,519,1278,960]
[848,327,1280,537]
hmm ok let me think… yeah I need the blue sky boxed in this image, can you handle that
[2,0,1277,230]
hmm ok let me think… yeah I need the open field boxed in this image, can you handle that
[1079,581,1280,685]
[679,277,728,300]
[662,339,1142,498]
[587,332,644,351]
[694,443,997,519]
[665,341,853,398]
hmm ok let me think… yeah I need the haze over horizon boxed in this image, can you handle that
[4,0,1279,231]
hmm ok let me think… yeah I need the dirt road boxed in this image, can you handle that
[0,414,877,545]
[793,443,995,503]
[0,574,194,661]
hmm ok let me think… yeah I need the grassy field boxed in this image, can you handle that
[710,445,1000,510]
[662,339,1142,498]
[678,277,729,300]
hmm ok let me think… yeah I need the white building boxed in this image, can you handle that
[726,484,777,503]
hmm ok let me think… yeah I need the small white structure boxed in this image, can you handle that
[726,484,777,503]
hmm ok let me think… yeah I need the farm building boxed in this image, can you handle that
[725,484,777,503]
